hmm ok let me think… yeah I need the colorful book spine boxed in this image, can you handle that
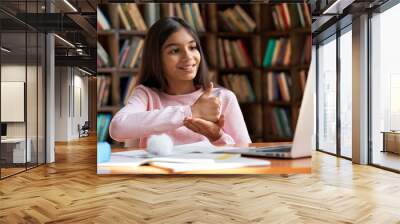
[272,3,310,30]
[263,39,276,67]
[97,7,111,30]
[97,113,112,142]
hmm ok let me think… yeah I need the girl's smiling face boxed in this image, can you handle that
[161,28,201,86]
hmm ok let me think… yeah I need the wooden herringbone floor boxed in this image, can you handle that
[1,135,400,224]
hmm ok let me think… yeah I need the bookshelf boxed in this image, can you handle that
[97,3,311,145]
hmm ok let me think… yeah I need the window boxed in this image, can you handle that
[371,2,400,171]
[317,35,337,154]
[339,27,352,158]
[0,1,47,179]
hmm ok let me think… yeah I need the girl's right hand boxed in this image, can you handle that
[191,82,221,123]
[183,115,225,142]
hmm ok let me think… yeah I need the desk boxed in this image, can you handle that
[382,131,400,154]
[1,138,31,163]
[97,142,311,174]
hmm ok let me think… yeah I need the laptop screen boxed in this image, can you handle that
[1,123,7,137]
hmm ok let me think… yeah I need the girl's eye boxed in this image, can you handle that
[190,46,197,50]
[170,48,179,54]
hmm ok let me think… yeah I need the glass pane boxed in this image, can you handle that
[26,0,41,170]
[38,32,45,165]
[27,31,38,169]
[340,28,352,158]
[371,4,400,171]
[1,32,27,177]
[317,36,337,154]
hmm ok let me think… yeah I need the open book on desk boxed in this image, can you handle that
[97,141,270,171]
[98,151,240,167]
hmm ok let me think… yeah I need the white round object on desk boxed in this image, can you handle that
[147,134,174,156]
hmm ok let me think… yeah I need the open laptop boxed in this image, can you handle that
[1,123,7,140]
[222,71,315,159]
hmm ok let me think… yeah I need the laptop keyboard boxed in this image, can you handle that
[255,146,291,153]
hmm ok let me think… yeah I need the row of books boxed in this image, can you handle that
[98,4,148,31]
[271,3,311,31]
[119,37,144,68]
[218,38,253,69]
[97,42,111,68]
[300,35,312,65]
[97,75,111,107]
[266,72,291,102]
[271,107,292,138]
[97,113,112,142]
[218,5,256,33]
[167,3,206,32]
[120,76,138,105]
[99,3,207,32]
[99,3,310,32]
[117,4,148,31]
[263,38,291,67]
[221,74,255,103]
[97,7,111,30]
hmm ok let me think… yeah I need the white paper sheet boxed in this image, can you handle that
[151,156,270,172]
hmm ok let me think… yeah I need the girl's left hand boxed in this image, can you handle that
[183,115,225,142]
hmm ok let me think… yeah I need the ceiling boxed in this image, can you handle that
[310,0,390,42]
[0,0,98,73]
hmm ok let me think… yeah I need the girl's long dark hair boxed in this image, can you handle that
[136,17,209,91]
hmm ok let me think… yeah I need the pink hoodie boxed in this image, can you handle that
[109,85,251,147]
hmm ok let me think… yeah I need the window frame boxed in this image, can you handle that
[315,23,353,161]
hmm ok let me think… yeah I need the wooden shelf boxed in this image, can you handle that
[98,67,140,73]
[262,65,310,71]
[216,32,257,38]
[291,27,311,34]
[119,30,147,36]
[218,67,254,73]
[98,68,117,73]
[98,30,116,35]
[264,28,310,37]
[118,68,140,73]
[267,101,292,107]
[97,106,119,113]
[263,66,292,71]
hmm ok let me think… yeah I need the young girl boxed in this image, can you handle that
[109,17,251,147]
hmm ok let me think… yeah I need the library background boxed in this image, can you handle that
[97,1,400,173]
[97,2,312,147]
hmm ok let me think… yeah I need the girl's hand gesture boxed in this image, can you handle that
[191,82,221,123]
[183,115,225,142]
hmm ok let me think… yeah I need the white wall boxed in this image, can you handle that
[1,64,46,164]
[54,67,89,141]
[1,65,36,137]
[55,66,69,141]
